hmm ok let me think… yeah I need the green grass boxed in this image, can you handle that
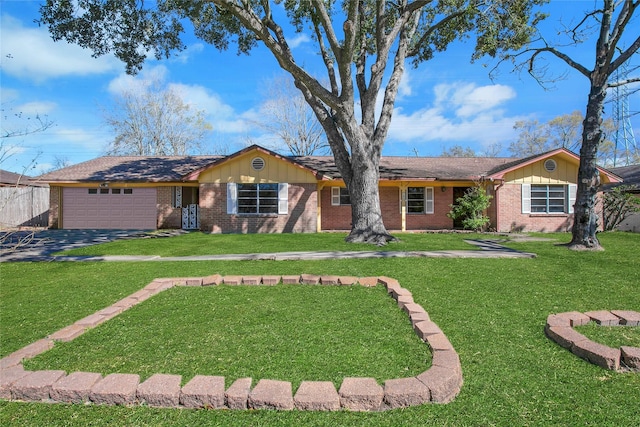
[58,231,482,256]
[575,323,640,348]
[23,285,429,388]
[1,231,639,426]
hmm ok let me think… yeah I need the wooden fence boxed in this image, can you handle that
[0,186,50,228]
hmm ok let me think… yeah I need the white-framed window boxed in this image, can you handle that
[227,183,288,215]
[522,183,577,214]
[407,187,434,214]
[331,187,351,206]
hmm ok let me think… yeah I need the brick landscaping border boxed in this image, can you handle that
[0,275,462,411]
[545,311,640,372]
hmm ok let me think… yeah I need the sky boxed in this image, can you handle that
[1,0,639,175]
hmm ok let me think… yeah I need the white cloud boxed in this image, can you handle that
[398,69,413,98]
[106,67,251,134]
[287,34,311,49]
[0,14,120,82]
[171,83,250,134]
[388,82,524,147]
[433,82,516,117]
[15,101,57,116]
[107,66,169,95]
[171,43,205,64]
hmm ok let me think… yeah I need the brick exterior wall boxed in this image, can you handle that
[321,185,455,231]
[48,186,60,229]
[406,187,455,230]
[497,183,574,232]
[199,183,317,233]
[320,186,352,230]
[157,187,181,229]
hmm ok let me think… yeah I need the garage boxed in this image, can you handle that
[62,187,157,229]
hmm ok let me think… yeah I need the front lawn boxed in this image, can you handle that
[58,231,482,256]
[1,232,639,426]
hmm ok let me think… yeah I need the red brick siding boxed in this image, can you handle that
[157,186,181,229]
[497,183,575,232]
[320,187,352,230]
[199,183,317,233]
[406,187,454,230]
[321,185,454,231]
[380,187,402,230]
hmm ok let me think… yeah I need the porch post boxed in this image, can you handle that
[316,182,324,233]
[400,184,407,232]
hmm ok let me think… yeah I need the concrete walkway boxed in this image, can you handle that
[0,230,535,262]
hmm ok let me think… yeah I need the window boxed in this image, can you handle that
[88,188,97,194]
[531,185,565,213]
[227,183,288,215]
[99,188,109,194]
[331,187,350,206]
[123,189,133,194]
[407,187,434,214]
[111,188,121,194]
[238,183,278,214]
[522,184,576,214]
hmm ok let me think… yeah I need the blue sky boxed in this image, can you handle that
[1,1,638,175]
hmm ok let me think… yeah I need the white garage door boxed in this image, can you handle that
[62,187,157,229]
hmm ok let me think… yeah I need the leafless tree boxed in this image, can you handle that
[253,75,328,156]
[1,105,53,254]
[440,145,477,157]
[103,80,212,156]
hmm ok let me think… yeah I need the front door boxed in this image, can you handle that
[452,187,471,229]
[175,186,200,230]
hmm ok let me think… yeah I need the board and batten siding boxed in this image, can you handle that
[197,151,317,184]
[501,157,578,185]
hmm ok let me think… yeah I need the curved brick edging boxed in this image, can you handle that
[545,310,640,372]
[0,275,462,411]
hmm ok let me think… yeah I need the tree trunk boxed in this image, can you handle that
[569,83,607,251]
[342,149,397,245]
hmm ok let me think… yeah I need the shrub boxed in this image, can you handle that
[447,185,492,231]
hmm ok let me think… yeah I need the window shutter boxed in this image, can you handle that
[568,184,577,214]
[331,187,340,206]
[425,187,434,214]
[522,183,531,214]
[227,183,237,214]
[278,183,288,214]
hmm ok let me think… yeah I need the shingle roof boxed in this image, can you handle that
[36,155,223,182]
[36,152,521,183]
[38,147,621,184]
[609,164,640,186]
[0,169,28,185]
[0,169,47,187]
[295,156,519,180]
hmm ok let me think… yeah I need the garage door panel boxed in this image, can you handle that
[63,188,157,229]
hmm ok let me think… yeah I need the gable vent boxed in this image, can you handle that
[251,157,265,171]
[544,159,557,172]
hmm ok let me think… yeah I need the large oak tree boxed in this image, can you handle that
[39,0,545,244]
